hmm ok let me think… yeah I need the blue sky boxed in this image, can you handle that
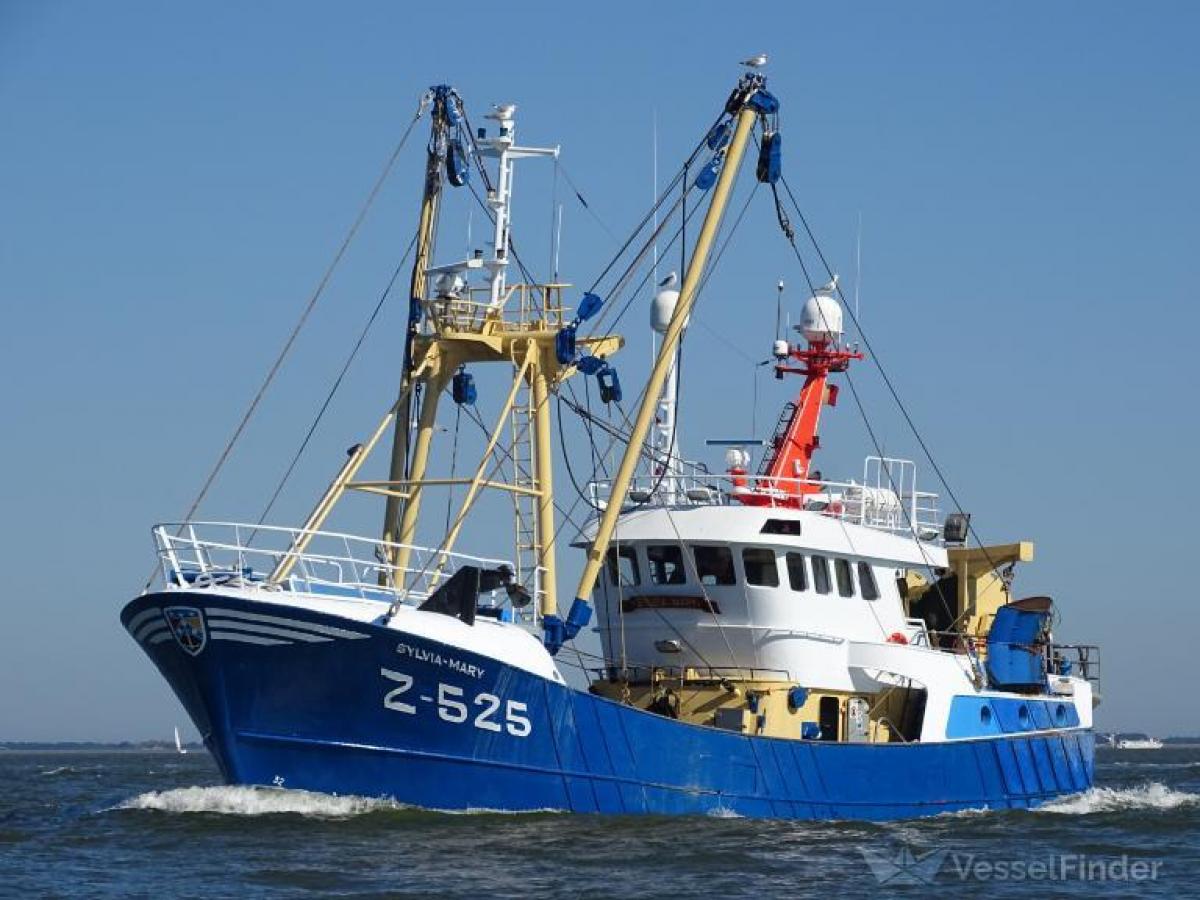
[2,1,1197,740]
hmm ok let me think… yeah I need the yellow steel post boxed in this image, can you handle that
[390,364,452,576]
[436,346,535,567]
[530,349,557,619]
[270,394,406,585]
[572,103,758,606]
[382,167,441,553]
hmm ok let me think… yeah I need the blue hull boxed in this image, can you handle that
[123,593,1095,820]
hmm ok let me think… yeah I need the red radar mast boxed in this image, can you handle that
[736,278,862,507]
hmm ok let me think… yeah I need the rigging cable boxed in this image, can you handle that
[563,179,759,511]
[142,99,429,590]
[443,402,463,535]
[254,230,420,530]
[774,174,1004,633]
[580,117,718,297]
[777,175,994,558]
[555,159,622,245]
[769,180,980,663]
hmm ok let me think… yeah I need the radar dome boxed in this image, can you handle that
[650,288,682,334]
[798,290,843,344]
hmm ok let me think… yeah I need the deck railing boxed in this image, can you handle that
[925,631,1101,691]
[151,522,525,614]
[1050,643,1101,686]
[429,283,569,334]
[588,456,942,540]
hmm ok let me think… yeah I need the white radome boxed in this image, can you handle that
[650,287,682,334]
[799,290,844,343]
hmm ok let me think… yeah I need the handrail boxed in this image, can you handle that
[430,283,570,333]
[1049,643,1101,685]
[592,664,793,683]
[150,521,525,616]
[587,468,942,539]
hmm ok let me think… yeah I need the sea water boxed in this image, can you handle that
[1,745,1197,897]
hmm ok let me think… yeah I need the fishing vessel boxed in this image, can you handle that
[121,68,1100,819]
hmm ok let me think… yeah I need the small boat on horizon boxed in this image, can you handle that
[1115,734,1163,750]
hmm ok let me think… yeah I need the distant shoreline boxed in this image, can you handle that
[6,739,1200,751]
[0,741,205,752]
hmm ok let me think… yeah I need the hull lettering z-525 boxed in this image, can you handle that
[380,668,531,737]
[122,65,1099,819]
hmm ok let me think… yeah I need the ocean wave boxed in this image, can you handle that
[1037,782,1200,815]
[705,805,744,819]
[39,764,100,777]
[1102,761,1200,770]
[929,805,992,819]
[117,785,402,818]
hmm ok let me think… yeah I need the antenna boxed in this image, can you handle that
[552,203,563,281]
[854,211,862,323]
[550,156,559,279]
[775,278,784,341]
[652,107,659,286]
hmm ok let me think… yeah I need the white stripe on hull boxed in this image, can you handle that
[127,607,162,633]
[135,621,168,643]
[206,619,332,643]
[209,631,289,646]
[207,606,368,639]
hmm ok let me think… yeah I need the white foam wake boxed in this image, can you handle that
[1038,782,1200,815]
[118,785,401,818]
[705,804,744,819]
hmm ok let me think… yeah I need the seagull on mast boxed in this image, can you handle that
[740,53,768,68]
[658,271,678,288]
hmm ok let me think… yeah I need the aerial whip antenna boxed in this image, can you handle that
[774,278,784,342]
[854,211,862,322]
[652,108,659,288]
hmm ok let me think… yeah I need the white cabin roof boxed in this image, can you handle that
[577,505,948,569]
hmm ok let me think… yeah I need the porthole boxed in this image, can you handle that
[980,706,993,726]
[1054,704,1067,724]
[1018,704,1030,726]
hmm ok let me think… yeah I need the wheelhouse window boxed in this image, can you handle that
[835,558,855,598]
[811,555,831,594]
[646,545,686,585]
[742,547,779,587]
[857,562,880,600]
[605,545,640,587]
[761,518,801,536]
[785,552,807,591]
[692,545,735,586]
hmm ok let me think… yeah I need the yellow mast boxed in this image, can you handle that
[563,93,763,646]
[381,143,444,574]
[530,349,558,619]
[269,396,406,585]
[268,78,768,643]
